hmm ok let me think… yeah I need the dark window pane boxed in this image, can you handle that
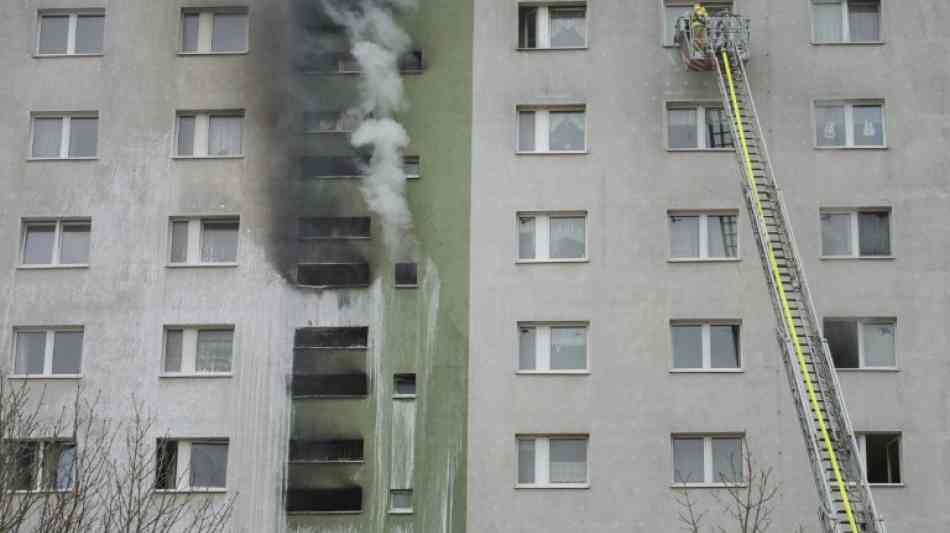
[15,332,46,375]
[60,222,90,264]
[52,330,83,374]
[395,262,418,286]
[38,16,69,54]
[865,434,900,483]
[673,438,704,483]
[190,442,228,488]
[816,105,846,146]
[43,443,75,490]
[32,117,63,158]
[164,329,183,372]
[10,442,39,490]
[710,325,739,368]
[518,327,536,370]
[23,224,55,264]
[212,13,247,52]
[825,320,859,368]
[669,108,698,149]
[394,374,416,395]
[208,116,242,156]
[517,438,535,484]
[672,325,702,369]
[201,220,239,262]
[68,117,98,158]
[858,211,890,256]
[181,14,199,52]
[849,1,881,42]
[155,440,178,489]
[705,108,734,148]
[299,217,371,239]
[177,116,195,156]
[170,221,189,263]
[707,215,738,258]
[853,105,884,146]
[518,7,537,48]
[75,15,104,54]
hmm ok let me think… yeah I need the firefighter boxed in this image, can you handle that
[689,3,709,53]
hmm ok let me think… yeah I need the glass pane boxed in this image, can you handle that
[68,117,98,158]
[518,111,536,152]
[550,327,586,370]
[705,108,734,148]
[212,14,247,52]
[712,438,743,482]
[52,331,83,374]
[549,111,585,151]
[668,108,698,149]
[517,438,535,484]
[38,16,69,54]
[858,211,890,256]
[181,14,199,52]
[177,116,195,156]
[821,213,852,256]
[848,2,881,42]
[164,330,183,372]
[60,223,90,264]
[549,217,585,259]
[549,8,586,48]
[201,220,239,262]
[518,216,536,259]
[390,490,413,510]
[196,330,233,372]
[707,215,738,258]
[519,7,537,48]
[11,442,38,490]
[16,332,46,375]
[44,443,76,490]
[23,224,55,264]
[403,157,420,178]
[862,322,895,367]
[170,221,189,263]
[813,2,843,42]
[710,325,739,368]
[853,105,884,146]
[670,216,700,258]
[672,325,703,369]
[32,117,63,158]
[518,327,536,370]
[208,116,242,156]
[155,441,178,489]
[190,442,228,488]
[394,374,416,395]
[673,438,704,483]
[549,439,587,483]
[825,320,859,368]
[816,105,846,146]
[75,15,104,54]
[865,434,900,483]
[665,7,691,45]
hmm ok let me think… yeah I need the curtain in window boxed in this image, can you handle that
[813,0,843,42]
[858,212,890,255]
[550,327,586,370]
[181,14,200,52]
[668,108,697,149]
[853,105,883,146]
[15,332,46,375]
[44,444,75,490]
[670,216,700,258]
[52,331,83,375]
[820,213,851,255]
[815,105,845,146]
[707,215,738,257]
[518,217,536,259]
[672,325,702,368]
[196,330,233,372]
[190,442,228,488]
[212,14,247,52]
[75,15,105,54]
[549,8,586,48]
[23,224,55,264]
[518,111,536,152]
[848,1,881,41]
[862,323,895,367]
[549,111,585,151]
[201,221,238,262]
[517,439,535,484]
[60,223,90,264]
[68,117,98,158]
[712,438,743,482]
[208,116,242,156]
[549,439,587,483]
[32,118,63,158]
[164,330,183,372]
[518,327,536,370]
[673,438,704,483]
[549,217,585,258]
[38,16,69,54]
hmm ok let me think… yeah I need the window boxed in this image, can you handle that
[671,322,740,370]
[30,113,98,159]
[516,436,588,487]
[20,219,91,267]
[518,4,587,49]
[393,374,416,397]
[180,8,248,53]
[168,217,239,266]
[3,440,76,491]
[517,212,587,262]
[163,326,234,375]
[669,212,738,259]
[36,10,104,56]
[667,103,733,150]
[820,209,891,257]
[823,318,896,369]
[517,106,587,153]
[394,262,418,287]
[390,489,413,513]
[155,439,228,491]
[13,328,83,377]
[518,323,588,372]
[815,101,885,147]
[813,0,881,43]
[403,156,421,179]
[664,1,732,46]
[672,435,744,484]
[176,111,243,157]
[857,433,901,485]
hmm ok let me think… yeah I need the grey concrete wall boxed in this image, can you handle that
[469,1,950,531]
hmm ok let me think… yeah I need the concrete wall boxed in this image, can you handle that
[468,1,950,531]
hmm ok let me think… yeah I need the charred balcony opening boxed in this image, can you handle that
[297,263,370,288]
[289,439,364,464]
[296,218,372,288]
[298,49,426,75]
[301,156,368,179]
[293,327,369,399]
[674,12,750,71]
[294,326,368,349]
[286,487,362,513]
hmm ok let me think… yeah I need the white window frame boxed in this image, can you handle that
[178,8,249,55]
[389,488,413,514]
[515,106,589,154]
[35,9,105,57]
[823,317,897,370]
[155,438,229,493]
[161,326,235,378]
[671,434,746,486]
[662,1,733,47]
[3,439,77,493]
[811,0,883,44]
[665,102,733,151]
[516,322,590,374]
[518,3,589,50]
[670,321,742,372]
[856,432,902,486]
[173,110,244,158]
[29,112,98,160]
[19,218,91,268]
[814,100,886,149]
[668,210,740,261]
[10,327,84,379]
[515,435,590,489]
[516,211,589,263]
[819,208,892,259]
[167,216,240,267]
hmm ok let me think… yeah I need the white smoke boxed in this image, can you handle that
[322,0,418,260]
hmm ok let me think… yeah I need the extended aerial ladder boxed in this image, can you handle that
[674,12,886,533]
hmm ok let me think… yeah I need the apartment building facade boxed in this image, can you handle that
[0,1,470,532]
[468,1,950,532]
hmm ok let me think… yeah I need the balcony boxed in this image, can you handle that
[286,487,362,513]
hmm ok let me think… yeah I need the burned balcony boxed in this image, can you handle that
[294,327,368,350]
[292,374,368,398]
[289,439,364,464]
[301,156,366,179]
[298,50,425,75]
[293,327,369,399]
[296,218,372,288]
[297,263,370,288]
[286,487,362,513]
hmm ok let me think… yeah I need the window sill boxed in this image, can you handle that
[34,53,104,58]
[287,510,362,515]
[171,155,245,160]
[869,483,904,488]
[7,488,74,494]
[515,258,589,265]
[668,257,740,263]
[154,488,228,494]
[516,46,589,52]
[672,482,747,489]
[17,264,89,270]
[819,255,895,261]
[159,373,233,379]
[516,370,590,376]
[27,157,98,161]
[389,509,414,515]
[166,263,239,269]
[515,483,590,490]
[814,145,888,151]
[516,150,589,156]
[177,51,249,56]
[811,41,885,46]
[669,368,743,374]
[7,375,82,380]
[836,368,899,373]
[395,284,419,289]
[393,394,417,399]
[666,148,735,153]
